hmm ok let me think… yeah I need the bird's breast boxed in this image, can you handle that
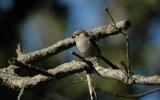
[75,37,99,57]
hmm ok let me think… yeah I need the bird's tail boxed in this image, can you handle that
[99,55,119,69]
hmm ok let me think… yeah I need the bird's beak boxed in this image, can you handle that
[72,34,75,38]
[72,32,76,38]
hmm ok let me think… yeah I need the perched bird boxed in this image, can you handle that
[72,30,118,69]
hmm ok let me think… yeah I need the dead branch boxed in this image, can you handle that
[16,20,131,64]
[0,60,88,89]
[0,59,160,90]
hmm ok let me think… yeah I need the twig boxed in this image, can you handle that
[97,87,160,98]
[8,58,56,78]
[86,73,97,100]
[104,7,128,37]
[104,7,117,28]
[70,51,86,62]
[100,55,119,69]
[73,74,85,84]
[70,51,93,68]
[120,31,132,76]
[120,61,128,73]
[124,33,131,75]
[17,87,25,100]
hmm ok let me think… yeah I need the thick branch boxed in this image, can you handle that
[0,59,160,90]
[17,20,131,64]
[0,60,88,89]
[93,63,160,85]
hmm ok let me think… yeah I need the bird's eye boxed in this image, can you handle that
[77,33,80,36]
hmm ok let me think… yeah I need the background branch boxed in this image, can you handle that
[16,20,131,64]
[97,87,160,98]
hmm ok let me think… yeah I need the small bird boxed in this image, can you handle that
[72,30,118,69]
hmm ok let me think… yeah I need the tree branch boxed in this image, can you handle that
[0,59,160,90]
[16,20,131,64]
[0,60,88,89]
[92,59,160,85]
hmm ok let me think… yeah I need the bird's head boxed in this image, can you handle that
[72,30,89,38]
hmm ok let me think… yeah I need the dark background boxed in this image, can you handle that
[0,0,160,100]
